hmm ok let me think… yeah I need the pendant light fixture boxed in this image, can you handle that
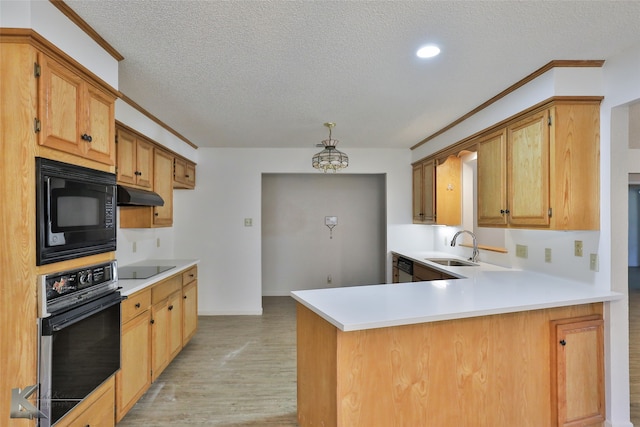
[312,122,349,173]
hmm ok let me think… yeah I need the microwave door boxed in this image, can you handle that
[45,177,66,247]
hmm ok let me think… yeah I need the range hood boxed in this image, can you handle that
[117,185,164,207]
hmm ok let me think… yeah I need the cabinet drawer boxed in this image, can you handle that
[182,266,197,285]
[122,289,151,324]
[152,275,182,304]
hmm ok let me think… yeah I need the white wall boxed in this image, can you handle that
[603,43,640,427]
[262,174,386,295]
[172,147,430,315]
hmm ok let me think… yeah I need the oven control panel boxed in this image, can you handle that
[38,260,118,317]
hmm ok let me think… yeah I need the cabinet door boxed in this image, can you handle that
[477,129,508,226]
[182,280,198,346]
[412,160,435,224]
[168,292,183,361]
[56,377,115,427]
[412,163,425,223]
[185,162,196,188]
[153,148,174,226]
[116,310,151,422]
[507,110,550,226]
[84,83,116,165]
[38,54,84,155]
[116,128,137,185]
[135,138,154,188]
[551,316,604,427]
[151,300,170,381]
[435,155,461,226]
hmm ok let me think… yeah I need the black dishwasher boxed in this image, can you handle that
[397,257,413,282]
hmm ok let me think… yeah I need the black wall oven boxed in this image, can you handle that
[36,157,117,265]
[38,261,121,427]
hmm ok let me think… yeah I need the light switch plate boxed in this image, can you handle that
[545,248,552,263]
[590,253,599,271]
[574,240,583,257]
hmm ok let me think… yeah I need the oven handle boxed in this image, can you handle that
[42,293,122,334]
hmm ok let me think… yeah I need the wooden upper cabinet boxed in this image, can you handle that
[37,53,115,165]
[508,110,550,227]
[119,147,174,228]
[435,155,461,226]
[173,156,196,189]
[412,159,435,224]
[116,127,153,189]
[476,101,600,230]
[477,129,508,226]
[153,148,174,226]
[477,112,550,228]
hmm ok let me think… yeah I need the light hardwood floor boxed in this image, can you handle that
[117,297,299,426]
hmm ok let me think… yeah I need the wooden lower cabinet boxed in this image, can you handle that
[296,302,603,427]
[551,316,605,427]
[182,280,198,345]
[116,265,198,422]
[116,307,151,422]
[56,376,115,427]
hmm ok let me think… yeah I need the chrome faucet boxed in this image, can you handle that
[450,230,479,263]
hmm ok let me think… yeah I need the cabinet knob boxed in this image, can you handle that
[559,339,566,346]
[500,209,511,214]
[135,171,142,176]
[155,212,159,216]
[183,295,188,299]
[150,319,155,324]
[168,305,174,311]
[81,133,93,142]
[135,302,141,308]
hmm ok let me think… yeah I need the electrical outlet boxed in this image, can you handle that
[444,236,448,246]
[132,241,137,253]
[244,218,253,227]
[516,244,528,258]
[574,240,583,257]
[590,253,599,271]
[545,248,552,263]
[327,275,332,284]
[157,237,161,248]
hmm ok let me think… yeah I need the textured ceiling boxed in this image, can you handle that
[64,0,640,149]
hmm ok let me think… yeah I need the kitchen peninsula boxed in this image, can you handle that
[291,254,621,427]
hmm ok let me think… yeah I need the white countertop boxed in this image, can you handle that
[117,259,199,296]
[290,251,622,332]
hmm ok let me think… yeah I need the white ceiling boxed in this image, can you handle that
[64,0,640,150]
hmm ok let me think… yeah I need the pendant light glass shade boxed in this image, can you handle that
[312,123,349,173]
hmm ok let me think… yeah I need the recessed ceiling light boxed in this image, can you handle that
[416,45,440,59]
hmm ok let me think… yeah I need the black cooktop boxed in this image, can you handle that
[118,265,175,279]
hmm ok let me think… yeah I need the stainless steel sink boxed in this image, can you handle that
[425,258,478,267]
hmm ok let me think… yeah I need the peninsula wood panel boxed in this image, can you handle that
[296,302,602,427]
[297,304,338,426]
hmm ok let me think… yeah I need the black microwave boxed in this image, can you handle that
[36,158,117,265]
